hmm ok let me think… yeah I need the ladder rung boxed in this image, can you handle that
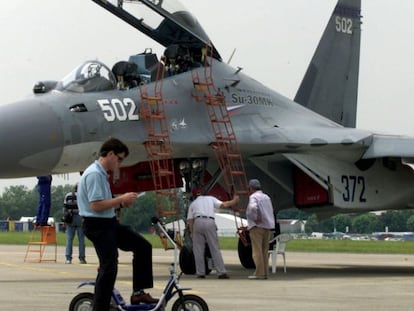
[214,136,236,142]
[148,133,169,139]
[236,191,249,196]
[145,140,168,146]
[152,151,173,157]
[194,82,212,90]
[147,114,166,120]
[206,100,225,106]
[153,152,172,157]
[230,171,245,176]
[210,119,230,123]
[143,96,162,104]
[157,169,174,176]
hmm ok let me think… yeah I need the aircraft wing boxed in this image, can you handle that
[258,126,372,147]
[258,126,414,163]
[238,126,374,162]
[362,134,414,160]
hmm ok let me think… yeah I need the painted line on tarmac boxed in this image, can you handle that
[0,261,205,294]
[0,261,93,278]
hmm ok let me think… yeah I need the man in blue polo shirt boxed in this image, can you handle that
[78,137,158,311]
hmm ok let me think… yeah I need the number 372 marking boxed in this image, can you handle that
[341,175,366,202]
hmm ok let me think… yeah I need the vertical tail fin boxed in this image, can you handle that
[294,0,362,128]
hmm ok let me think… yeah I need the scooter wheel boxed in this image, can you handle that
[172,294,209,311]
[69,292,93,311]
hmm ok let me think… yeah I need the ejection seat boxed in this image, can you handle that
[112,61,140,90]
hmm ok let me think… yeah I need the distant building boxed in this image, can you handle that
[278,219,306,233]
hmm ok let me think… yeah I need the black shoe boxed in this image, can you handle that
[218,273,230,279]
[196,275,206,279]
[131,292,159,304]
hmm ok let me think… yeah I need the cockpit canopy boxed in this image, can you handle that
[92,0,221,61]
[58,60,117,93]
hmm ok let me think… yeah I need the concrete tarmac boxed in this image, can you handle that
[1,245,414,310]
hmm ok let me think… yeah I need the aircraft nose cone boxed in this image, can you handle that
[0,98,64,177]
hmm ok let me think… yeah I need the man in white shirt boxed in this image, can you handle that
[187,189,239,279]
[246,179,275,279]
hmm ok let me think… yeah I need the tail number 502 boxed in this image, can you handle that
[341,175,366,203]
[335,16,353,34]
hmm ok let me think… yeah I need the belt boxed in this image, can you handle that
[196,215,214,220]
[83,216,117,224]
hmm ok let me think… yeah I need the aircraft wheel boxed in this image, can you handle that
[179,244,212,275]
[238,237,255,269]
[179,245,196,274]
[172,294,209,311]
[69,292,93,311]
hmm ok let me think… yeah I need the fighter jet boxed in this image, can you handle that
[1,0,414,265]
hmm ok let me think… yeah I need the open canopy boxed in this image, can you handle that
[91,0,221,61]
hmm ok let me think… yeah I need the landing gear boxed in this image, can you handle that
[179,244,196,274]
[179,244,212,275]
[237,231,255,269]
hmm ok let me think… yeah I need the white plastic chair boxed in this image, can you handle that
[268,233,291,273]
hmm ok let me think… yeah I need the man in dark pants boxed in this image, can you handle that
[78,138,158,311]
[63,184,86,264]
[35,175,52,226]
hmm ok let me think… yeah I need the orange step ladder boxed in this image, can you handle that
[24,226,57,262]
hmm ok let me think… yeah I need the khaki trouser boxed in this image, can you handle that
[249,227,271,277]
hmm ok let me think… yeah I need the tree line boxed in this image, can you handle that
[2,184,414,234]
[0,184,157,232]
[278,208,414,234]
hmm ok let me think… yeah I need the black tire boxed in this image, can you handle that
[238,236,255,269]
[179,245,196,274]
[179,244,212,275]
[171,294,209,311]
[69,292,93,311]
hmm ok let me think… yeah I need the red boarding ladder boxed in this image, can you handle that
[191,45,250,244]
[139,62,182,249]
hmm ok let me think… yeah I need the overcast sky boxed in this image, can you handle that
[0,0,413,191]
